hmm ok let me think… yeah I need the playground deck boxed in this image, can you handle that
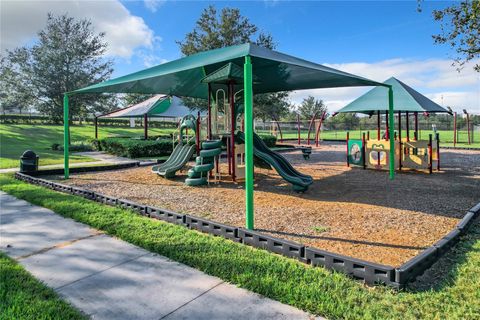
[53,143,480,267]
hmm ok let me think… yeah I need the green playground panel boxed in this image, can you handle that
[348,139,364,166]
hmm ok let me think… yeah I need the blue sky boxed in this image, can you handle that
[119,0,452,74]
[2,0,479,112]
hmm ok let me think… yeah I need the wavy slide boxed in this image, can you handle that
[151,143,195,179]
[237,132,313,192]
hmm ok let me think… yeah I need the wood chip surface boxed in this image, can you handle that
[54,143,480,266]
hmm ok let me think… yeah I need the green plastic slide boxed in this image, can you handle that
[152,144,195,179]
[151,143,183,173]
[237,132,313,192]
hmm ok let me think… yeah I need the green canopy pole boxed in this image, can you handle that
[63,93,70,179]
[244,55,254,230]
[388,86,395,180]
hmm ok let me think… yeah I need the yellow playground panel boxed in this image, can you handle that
[365,140,400,170]
[355,137,439,173]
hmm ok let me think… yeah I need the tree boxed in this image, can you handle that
[297,96,327,119]
[253,92,291,122]
[177,5,271,55]
[433,1,480,72]
[328,113,360,131]
[177,5,290,119]
[0,57,35,114]
[0,13,115,121]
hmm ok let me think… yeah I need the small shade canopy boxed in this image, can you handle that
[71,43,383,97]
[337,77,451,115]
[99,95,196,119]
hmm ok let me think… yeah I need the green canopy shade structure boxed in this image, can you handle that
[337,77,451,141]
[100,95,170,119]
[95,95,197,140]
[100,95,196,119]
[337,77,450,115]
[70,43,383,97]
[64,43,393,230]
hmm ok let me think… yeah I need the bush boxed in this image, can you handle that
[99,137,174,158]
[258,134,277,148]
[89,139,102,151]
[56,141,94,152]
[1,114,61,124]
[98,135,275,159]
[148,134,173,140]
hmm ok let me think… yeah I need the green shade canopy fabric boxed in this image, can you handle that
[201,62,244,84]
[337,77,451,115]
[201,62,260,84]
[99,95,196,118]
[72,43,384,98]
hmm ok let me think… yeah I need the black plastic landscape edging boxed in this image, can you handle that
[13,171,480,289]
[395,207,480,285]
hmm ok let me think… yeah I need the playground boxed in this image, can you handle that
[3,2,480,318]
[5,42,477,293]
[25,42,473,288]
[50,142,479,267]
[3,41,480,320]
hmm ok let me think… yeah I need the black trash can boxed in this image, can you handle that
[20,150,39,173]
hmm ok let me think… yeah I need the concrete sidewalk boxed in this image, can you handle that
[0,192,317,320]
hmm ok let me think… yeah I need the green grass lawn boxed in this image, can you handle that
[1,173,478,320]
[0,252,86,320]
[258,129,480,148]
[0,124,176,169]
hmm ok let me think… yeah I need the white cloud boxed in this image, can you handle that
[325,58,479,90]
[0,0,158,58]
[426,92,480,113]
[290,58,480,113]
[139,53,169,68]
[264,0,280,8]
[144,0,165,13]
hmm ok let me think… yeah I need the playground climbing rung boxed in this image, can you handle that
[185,216,239,241]
[304,247,395,285]
[395,246,438,284]
[146,206,185,225]
[238,229,305,259]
